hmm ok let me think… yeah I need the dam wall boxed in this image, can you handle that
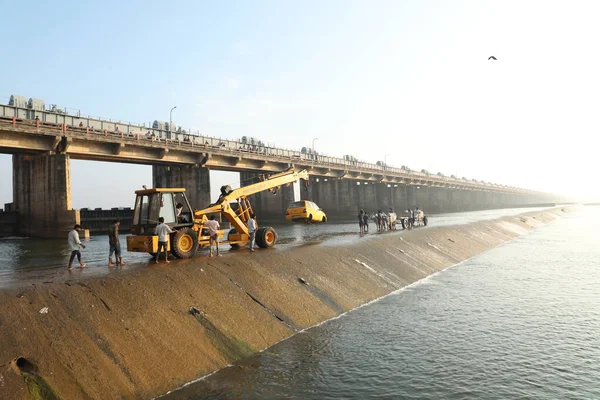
[0,207,570,399]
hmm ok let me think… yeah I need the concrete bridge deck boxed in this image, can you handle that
[0,104,529,193]
[0,101,560,237]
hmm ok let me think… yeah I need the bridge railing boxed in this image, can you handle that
[0,103,527,193]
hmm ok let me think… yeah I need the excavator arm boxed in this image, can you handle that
[193,168,309,236]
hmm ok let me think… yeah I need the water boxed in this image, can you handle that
[162,206,600,399]
[0,206,553,288]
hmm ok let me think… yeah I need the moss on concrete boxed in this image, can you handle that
[23,372,61,400]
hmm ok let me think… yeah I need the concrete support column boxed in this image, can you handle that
[427,187,447,213]
[305,178,355,217]
[482,191,494,208]
[13,153,79,237]
[406,185,417,210]
[472,190,484,210]
[356,182,377,212]
[392,185,408,212]
[239,171,294,220]
[414,186,429,210]
[375,183,394,211]
[152,165,211,210]
[453,189,472,212]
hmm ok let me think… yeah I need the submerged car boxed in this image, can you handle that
[285,200,327,222]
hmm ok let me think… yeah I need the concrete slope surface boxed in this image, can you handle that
[0,207,571,399]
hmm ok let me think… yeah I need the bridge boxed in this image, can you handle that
[0,96,561,237]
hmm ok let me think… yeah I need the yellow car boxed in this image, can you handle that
[285,200,327,222]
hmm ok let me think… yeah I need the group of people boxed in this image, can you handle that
[357,208,402,234]
[358,209,370,234]
[67,220,126,269]
[67,212,260,269]
[374,209,397,231]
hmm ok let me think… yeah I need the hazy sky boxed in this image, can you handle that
[1,0,599,209]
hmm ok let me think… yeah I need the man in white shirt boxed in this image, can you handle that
[205,215,220,257]
[154,217,175,263]
[247,213,257,252]
[67,224,87,269]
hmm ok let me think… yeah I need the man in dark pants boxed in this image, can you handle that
[108,220,126,267]
[358,209,365,234]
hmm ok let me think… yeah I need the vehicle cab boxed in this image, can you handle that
[130,188,194,234]
[127,188,196,254]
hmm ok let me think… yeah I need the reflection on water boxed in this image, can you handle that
[0,206,555,288]
[162,206,600,400]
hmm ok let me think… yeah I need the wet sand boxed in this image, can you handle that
[0,207,571,399]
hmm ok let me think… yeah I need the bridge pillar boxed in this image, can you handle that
[392,185,408,212]
[414,186,430,210]
[375,183,395,211]
[305,178,355,217]
[239,171,294,220]
[406,186,417,210]
[152,165,211,210]
[447,189,463,212]
[482,191,494,208]
[427,187,447,213]
[13,154,79,238]
[356,182,377,212]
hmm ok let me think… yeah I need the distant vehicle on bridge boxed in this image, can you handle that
[343,155,358,165]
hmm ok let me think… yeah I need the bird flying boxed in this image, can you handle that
[488,56,497,60]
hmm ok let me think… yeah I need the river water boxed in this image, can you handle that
[0,206,552,288]
[162,206,600,399]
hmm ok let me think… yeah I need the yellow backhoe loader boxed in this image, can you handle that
[126,168,309,258]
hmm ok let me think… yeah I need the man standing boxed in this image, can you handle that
[247,213,257,252]
[154,217,175,264]
[67,224,87,269]
[358,209,365,234]
[205,215,220,257]
[108,220,126,267]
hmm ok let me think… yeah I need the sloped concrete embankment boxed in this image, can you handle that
[0,208,569,399]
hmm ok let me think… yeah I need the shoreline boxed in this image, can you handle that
[0,207,572,399]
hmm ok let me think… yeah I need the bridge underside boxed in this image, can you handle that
[227,175,552,222]
[7,153,556,238]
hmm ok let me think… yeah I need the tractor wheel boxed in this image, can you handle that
[171,228,198,259]
[401,219,407,230]
[323,216,327,222]
[228,228,240,249]
[423,216,428,226]
[256,227,277,248]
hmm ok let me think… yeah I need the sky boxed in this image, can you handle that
[1,0,599,209]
